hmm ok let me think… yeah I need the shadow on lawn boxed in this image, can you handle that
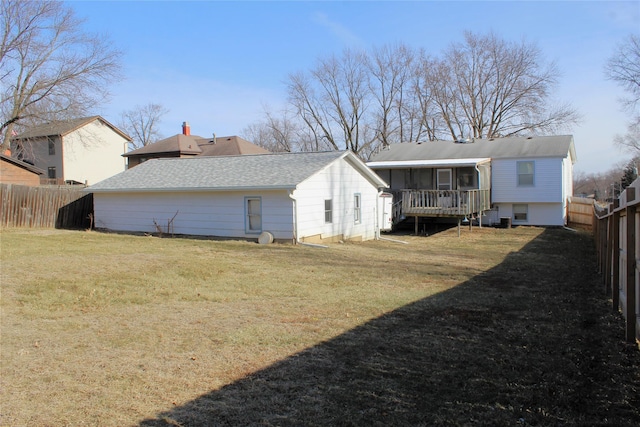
[140,228,640,426]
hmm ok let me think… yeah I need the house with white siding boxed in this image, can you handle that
[86,150,391,243]
[366,135,576,227]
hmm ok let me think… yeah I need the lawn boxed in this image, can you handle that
[1,226,638,426]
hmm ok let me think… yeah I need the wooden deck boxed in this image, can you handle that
[399,189,491,218]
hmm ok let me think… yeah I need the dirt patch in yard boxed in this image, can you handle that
[140,228,640,426]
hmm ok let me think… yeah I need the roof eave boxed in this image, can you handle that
[86,185,298,194]
[367,158,491,169]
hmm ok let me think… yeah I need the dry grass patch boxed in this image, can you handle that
[1,226,638,426]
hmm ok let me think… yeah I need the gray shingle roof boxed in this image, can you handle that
[368,135,576,164]
[88,151,367,192]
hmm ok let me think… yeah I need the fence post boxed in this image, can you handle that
[606,209,614,295]
[612,199,621,312]
[625,187,637,343]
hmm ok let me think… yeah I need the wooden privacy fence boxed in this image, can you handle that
[594,185,640,344]
[567,196,594,230]
[1,183,92,229]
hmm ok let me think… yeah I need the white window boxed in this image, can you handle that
[245,197,262,233]
[513,204,528,222]
[325,199,333,223]
[354,194,361,224]
[517,161,534,186]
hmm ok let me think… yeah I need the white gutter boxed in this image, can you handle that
[367,158,491,169]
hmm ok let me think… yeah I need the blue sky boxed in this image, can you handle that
[67,0,640,174]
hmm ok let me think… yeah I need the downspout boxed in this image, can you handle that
[475,163,483,227]
[376,189,383,240]
[288,190,298,245]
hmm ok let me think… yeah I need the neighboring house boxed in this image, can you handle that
[0,153,45,186]
[366,135,576,227]
[10,116,131,186]
[123,121,269,168]
[87,151,391,243]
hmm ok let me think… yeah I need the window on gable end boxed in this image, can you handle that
[517,161,534,186]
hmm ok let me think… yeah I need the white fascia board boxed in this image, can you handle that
[367,158,491,169]
[86,185,297,194]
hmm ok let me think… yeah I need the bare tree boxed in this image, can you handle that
[287,49,375,154]
[606,34,640,110]
[119,103,169,149]
[424,31,579,140]
[366,43,437,146]
[0,0,122,149]
[606,34,640,153]
[277,31,578,157]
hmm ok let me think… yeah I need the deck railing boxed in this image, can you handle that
[400,189,491,217]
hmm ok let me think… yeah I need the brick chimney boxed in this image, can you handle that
[182,121,191,136]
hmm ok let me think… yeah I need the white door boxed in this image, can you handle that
[437,169,452,190]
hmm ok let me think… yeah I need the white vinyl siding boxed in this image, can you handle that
[94,190,294,240]
[492,158,563,203]
[494,202,565,227]
[293,156,382,242]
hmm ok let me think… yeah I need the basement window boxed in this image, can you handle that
[513,204,528,222]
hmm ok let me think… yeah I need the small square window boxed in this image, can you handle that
[513,204,528,222]
[325,199,333,223]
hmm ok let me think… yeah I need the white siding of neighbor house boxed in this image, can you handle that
[93,190,295,240]
[491,157,564,203]
[63,120,128,185]
[493,202,566,227]
[491,157,571,226]
[293,157,382,242]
